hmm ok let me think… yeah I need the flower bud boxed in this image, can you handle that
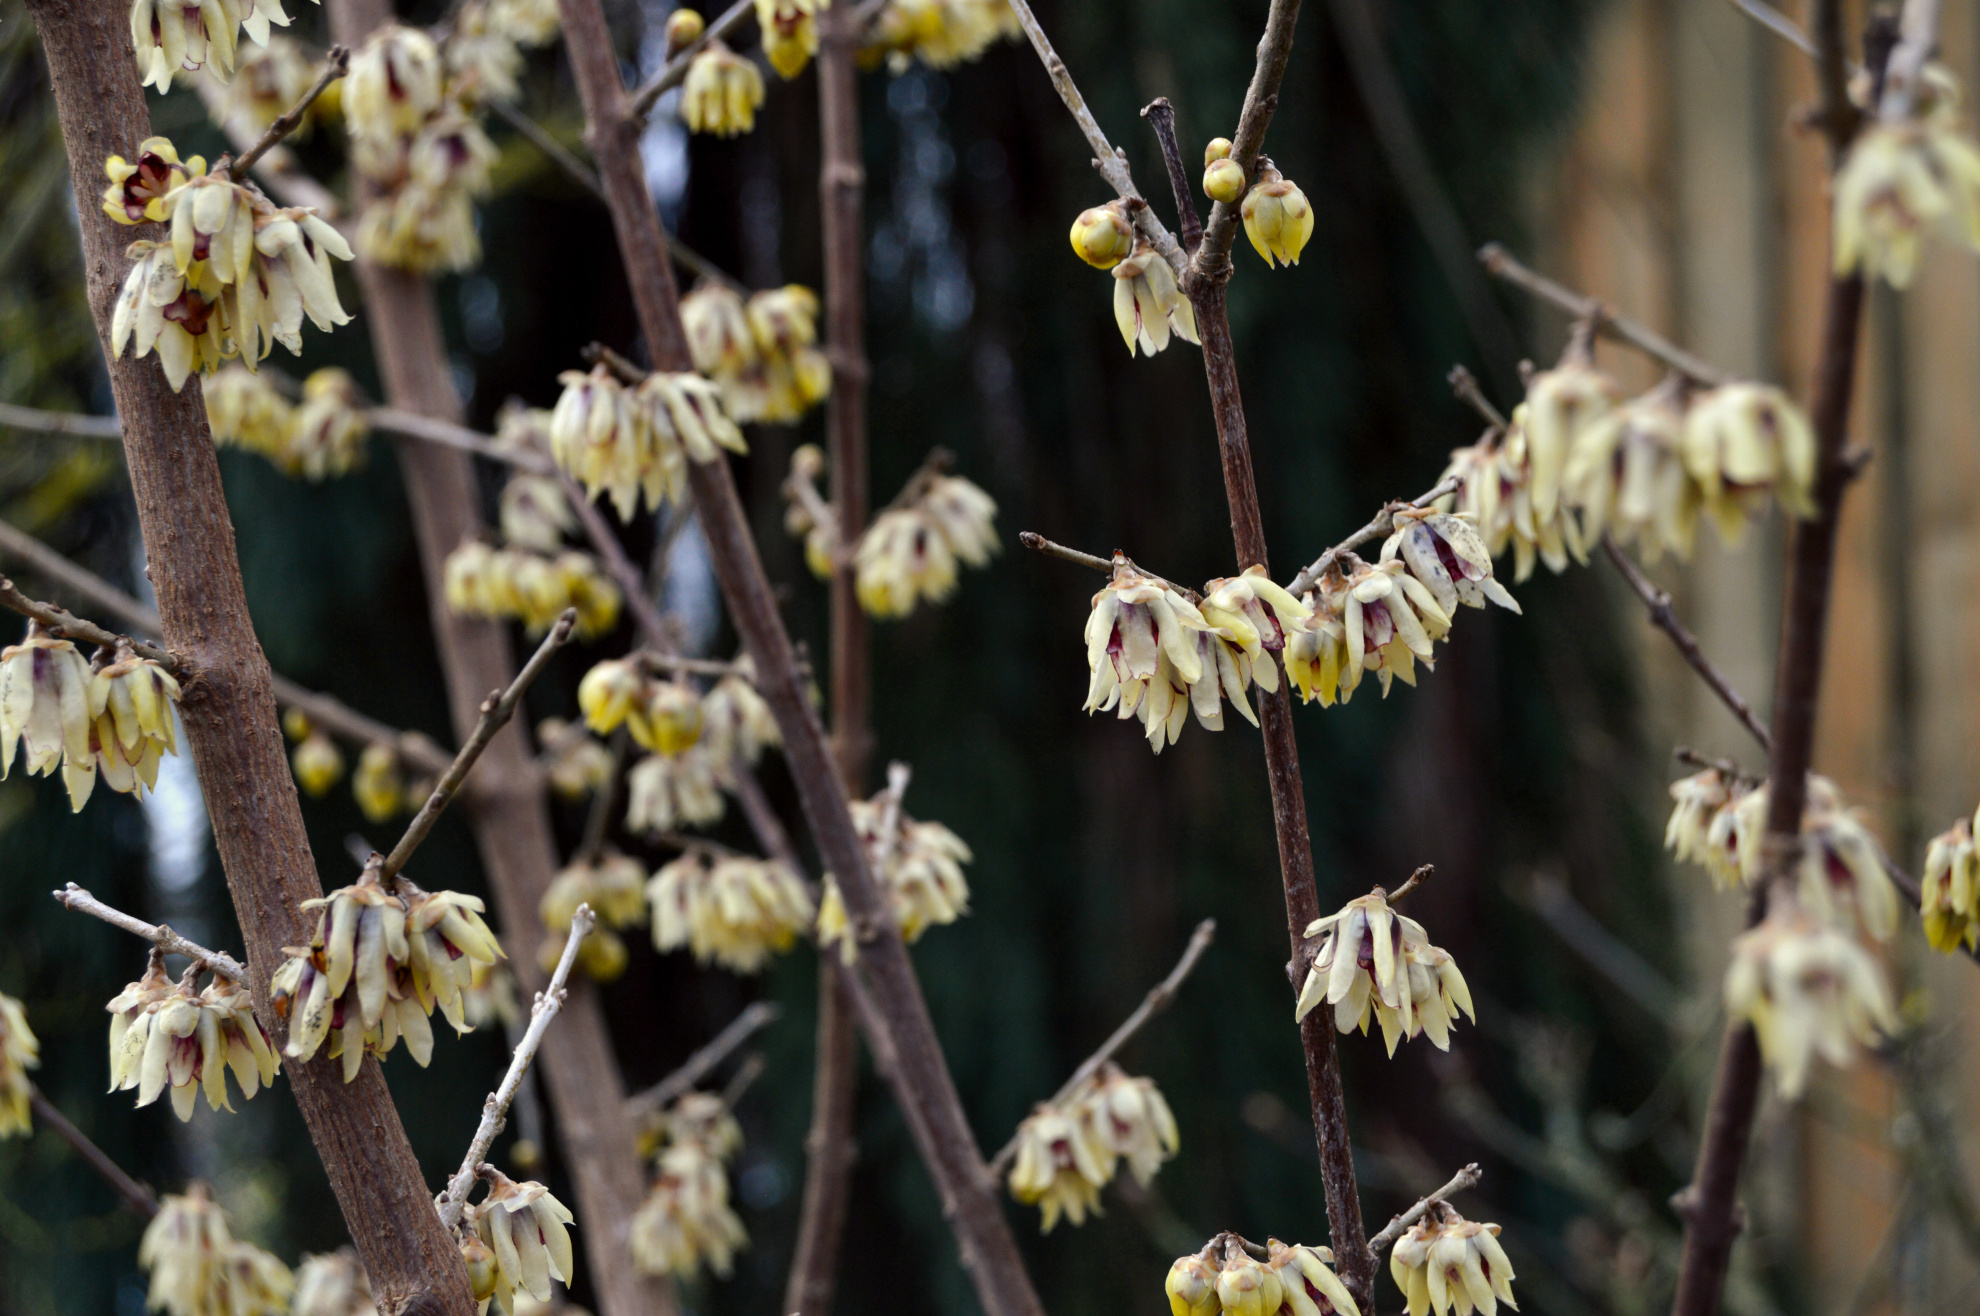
[1240,164,1314,267]
[1165,1253,1219,1316]
[1069,202,1135,270]
[460,1233,499,1304]
[1204,137,1233,164]
[1217,1249,1285,1316]
[665,7,706,52]
[1204,156,1246,203]
[353,743,404,822]
[292,731,344,797]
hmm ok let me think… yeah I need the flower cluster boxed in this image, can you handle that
[858,476,1000,619]
[269,866,505,1081]
[104,138,353,389]
[346,25,502,273]
[1834,65,1980,287]
[1295,889,1474,1054]
[579,658,699,754]
[861,0,1021,71]
[139,1185,293,1316]
[1922,809,1980,953]
[0,992,36,1140]
[681,42,766,136]
[130,0,316,92]
[289,1250,373,1316]
[818,784,973,960]
[535,718,616,800]
[1166,1236,1360,1316]
[627,747,728,833]
[538,852,648,983]
[464,1169,577,1314]
[1725,899,1895,1099]
[4,625,185,812]
[581,654,779,832]
[1007,1064,1179,1231]
[1663,770,1899,940]
[500,475,578,553]
[649,849,816,973]
[207,365,372,481]
[681,283,832,425]
[1390,1208,1518,1316]
[108,955,280,1120]
[632,1091,749,1279]
[444,540,623,637]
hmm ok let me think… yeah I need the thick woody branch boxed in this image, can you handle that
[1478,243,1732,387]
[380,611,577,882]
[1366,1164,1484,1254]
[0,577,176,668]
[988,918,1215,1175]
[626,1001,782,1119]
[52,883,249,981]
[437,905,595,1230]
[1287,477,1460,596]
[1600,535,1773,755]
[227,45,350,179]
[27,1084,160,1219]
[629,0,756,119]
[1189,0,1303,283]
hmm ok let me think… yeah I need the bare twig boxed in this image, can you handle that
[1477,243,1733,387]
[989,919,1216,1175]
[1600,535,1773,755]
[632,650,754,679]
[1139,99,1202,254]
[53,883,249,981]
[368,407,557,475]
[0,402,123,439]
[380,609,577,882]
[1672,746,1760,785]
[1448,364,1508,429]
[1187,0,1303,283]
[228,45,350,179]
[1384,864,1433,902]
[1286,478,1459,597]
[627,1002,783,1118]
[437,904,594,1231]
[1366,1164,1484,1254]
[1016,532,1198,600]
[719,1052,765,1107]
[27,1084,160,1218]
[629,0,756,119]
[0,577,177,668]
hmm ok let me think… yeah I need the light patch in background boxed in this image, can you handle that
[638,0,692,216]
[662,513,722,655]
[871,68,975,335]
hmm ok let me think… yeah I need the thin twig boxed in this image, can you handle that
[1724,0,1819,58]
[719,1052,765,1107]
[1673,746,1759,785]
[27,1084,160,1218]
[1366,1164,1484,1254]
[369,407,557,475]
[1286,478,1459,597]
[0,577,176,668]
[1139,99,1202,254]
[1016,532,1197,600]
[52,883,249,980]
[626,1001,783,1118]
[988,918,1216,1175]
[632,650,755,679]
[629,0,757,119]
[1384,864,1433,902]
[380,610,577,882]
[573,731,628,864]
[228,45,349,179]
[1477,243,1733,387]
[0,402,123,438]
[1187,0,1304,283]
[437,904,594,1231]
[1448,364,1508,429]
[1600,535,1773,755]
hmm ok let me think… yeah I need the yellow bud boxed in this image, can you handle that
[353,743,404,823]
[1166,1254,1220,1316]
[460,1235,498,1302]
[1216,1252,1283,1316]
[578,927,629,982]
[1203,136,1233,165]
[509,1138,541,1170]
[1240,168,1314,268]
[291,732,345,797]
[1069,203,1135,270]
[1203,157,1246,204]
[633,680,705,756]
[665,7,706,51]
[282,707,314,741]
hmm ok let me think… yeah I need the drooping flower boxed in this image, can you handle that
[648,850,815,973]
[1296,889,1474,1054]
[444,543,621,637]
[1390,1212,1518,1316]
[352,742,404,822]
[1684,775,1900,941]
[542,853,649,935]
[402,886,505,1035]
[110,241,230,391]
[0,991,36,1139]
[140,1185,295,1316]
[1240,162,1314,267]
[1563,379,1700,561]
[854,509,957,618]
[1266,1238,1360,1316]
[744,285,832,422]
[536,718,616,800]
[300,866,409,1033]
[1337,558,1451,700]
[1069,201,1135,270]
[283,369,370,481]
[681,42,765,136]
[1681,383,1817,541]
[344,25,444,143]
[1380,509,1521,621]
[205,363,294,458]
[88,642,183,799]
[447,1,528,104]
[630,1140,748,1279]
[500,476,577,553]
[129,0,269,93]
[102,137,203,224]
[755,0,821,79]
[1520,351,1621,525]
[1080,1063,1178,1185]
[682,283,761,403]
[817,784,972,959]
[1006,1101,1111,1232]
[1112,242,1199,356]
[1663,767,1742,883]
[699,665,780,766]
[625,747,728,833]
[1725,900,1895,1099]
[1,623,98,810]
[471,1170,576,1314]
[108,961,280,1120]
[1284,584,1353,708]
[550,366,667,521]
[861,0,1020,70]
[1834,67,1980,287]
[638,371,747,464]
[1082,559,1216,730]
[289,1249,373,1316]
[1921,813,1980,953]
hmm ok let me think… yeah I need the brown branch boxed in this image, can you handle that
[1139,99,1202,254]
[1286,477,1460,597]
[227,45,349,179]
[1477,243,1733,387]
[1366,1164,1483,1254]
[1448,363,1508,428]
[1016,532,1198,600]
[1384,864,1433,902]
[27,1085,160,1219]
[988,918,1215,1175]
[626,1001,782,1118]
[380,610,576,882]
[1600,535,1774,755]
[0,402,123,438]
[0,519,457,776]
[1187,0,1303,284]
[26,1,473,1302]
[628,0,756,120]
[0,577,175,667]
[555,0,1044,1307]
[52,883,249,981]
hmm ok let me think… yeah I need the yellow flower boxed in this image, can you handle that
[1239,163,1314,267]
[220,37,324,134]
[130,0,274,93]
[1726,901,1894,1100]
[1380,509,1521,618]
[541,853,649,933]
[682,283,761,381]
[1,623,97,810]
[1519,355,1620,525]
[862,0,1018,69]
[88,644,184,799]
[473,1170,577,1313]
[205,364,294,457]
[638,371,748,464]
[631,1142,748,1279]
[1284,586,1351,707]
[1834,94,1980,288]
[283,368,370,480]
[756,0,822,79]
[1664,767,1739,879]
[103,137,203,224]
[665,7,706,51]
[1166,1251,1221,1316]
[1082,559,1215,730]
[1267,1239,1361,1316]
[855,509,957,617]
[1922,815,1979,953]
[1112,241,1199,356]
[403,886,504,1034]
[345,25,443,142]
[1338,558,1451,699]
[1006,1102,1110,1231]
[1563,380,1699,561]
[290,1250,371,1316]
[1079,1063,1177,1184]
[356,181,484,274]
[1297,889,1474,1055]
[536,718,616,800]
[110,241,230,392]
[699,665,780,766]
[109,967,280,1120]
[301,866,410,1033]
[448,3,527,105]
[681,42,765,136]
[551,366,667,521]
[1069,201,1134,270]
[1217,1247,1285,1316]
[746,285,833,423]
[141,1185,294,1316]
[0,992,37,1139]
[818,787,972,960]
[488,0,562,44]
[1681,383,1817,541]
[633,679,705,756]
[578,657,646,735]
[1204,157,1247,204]
[1685,775,1899,940]
[352,742,404,821]
[648,851,814,973]
[626,747,728,832]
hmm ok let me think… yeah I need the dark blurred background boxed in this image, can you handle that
[2,0,1757,1312]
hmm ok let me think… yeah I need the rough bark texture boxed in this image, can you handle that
[556,3,1045,1311]
[27,3,473,1312]
[785,10,870,1314]
[321,8,675,1316]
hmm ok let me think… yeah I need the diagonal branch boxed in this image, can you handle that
[27,1084,160,1219]
[1287,477,1459,595]
[1366,1163,1484,1254]
[52,883,249,981]
[227,44,350,179]
[0,576,176,668]
[626,1001,782,1118]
